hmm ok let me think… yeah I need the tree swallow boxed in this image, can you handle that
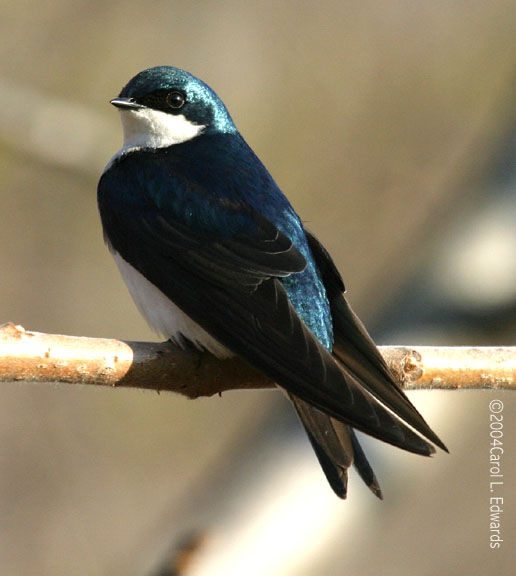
[98,66,447,499]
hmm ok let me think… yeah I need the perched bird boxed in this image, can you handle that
[98,66,447,499]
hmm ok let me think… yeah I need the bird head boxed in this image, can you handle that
[111,66,236,150]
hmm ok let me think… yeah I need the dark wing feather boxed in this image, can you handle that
[99,172,440,455]
[297,230,446,497]
[305,230,448,452]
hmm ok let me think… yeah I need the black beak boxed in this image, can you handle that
[110,97,145,110]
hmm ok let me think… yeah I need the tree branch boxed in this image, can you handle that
[0,323,514,397]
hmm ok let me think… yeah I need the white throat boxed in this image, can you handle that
[104,108,206,172]
[120,107,205,149]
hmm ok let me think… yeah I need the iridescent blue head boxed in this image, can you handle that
[111,66,237,150]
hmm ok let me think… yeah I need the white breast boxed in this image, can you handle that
[112,251,233,359]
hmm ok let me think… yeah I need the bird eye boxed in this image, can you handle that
[166,91,186,109]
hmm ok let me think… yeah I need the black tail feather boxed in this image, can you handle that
[350,428,383,499]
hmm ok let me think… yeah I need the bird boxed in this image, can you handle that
[98,66,447,499]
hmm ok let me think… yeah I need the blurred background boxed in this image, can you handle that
[0,1,515,574]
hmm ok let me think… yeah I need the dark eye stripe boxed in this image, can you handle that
[138,89,187,112]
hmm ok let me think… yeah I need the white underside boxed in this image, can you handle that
[112,251,232,359]
[106,108,228,357]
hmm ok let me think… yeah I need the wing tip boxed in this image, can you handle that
[369,479,383,500]
[328,467,349,499]
[434,437,449,453]
[416,429,448,455]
